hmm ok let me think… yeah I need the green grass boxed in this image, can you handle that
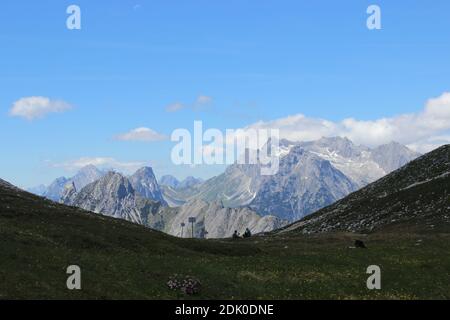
[0,188,449,299]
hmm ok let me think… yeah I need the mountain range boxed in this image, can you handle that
[28,164,105,201]
[26,137,421,236]
[160,137,420,221]
[60,171,285,238]
[53,142,446,238]
[160,175,204,189]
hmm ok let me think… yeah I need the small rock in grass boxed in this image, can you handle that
[354,240,367,249]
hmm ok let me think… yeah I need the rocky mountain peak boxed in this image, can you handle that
[102,172,135,199]
[372,141,421,173]
[159,175,180,189]
[71,165,104,190]
[251,146,357,221]
[133,166,155,176]
[129,167,166,205]
[79,164,100,173]
[313,136,365,158]
[63,171,162,225]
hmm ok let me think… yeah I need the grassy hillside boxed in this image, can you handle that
[0,181,449,299]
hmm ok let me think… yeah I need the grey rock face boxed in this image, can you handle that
[60,182,77,205]
[35,165,105,202]
[160,161,263,208]
[249,146,357,221]
[44,177,69,201]
[163,199,287,239]
[185,164,261,208]
[26,184,47,196]
[301,137,367,159]
[159,175,180,189]
[178,176,204,189]
[159,175,203,190]
[371,142,421,173]
[297,137,420,187]
[70,165,104,191]
[66,172,162,225]
[160,175,205,207]
[160,185,191,207]
[129,167,167,205]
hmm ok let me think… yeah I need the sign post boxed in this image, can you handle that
[188,217,196,238]
[180,222,185,238]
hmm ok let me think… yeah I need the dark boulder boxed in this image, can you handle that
[354,240,367,248]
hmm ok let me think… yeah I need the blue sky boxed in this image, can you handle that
[1,0,450,188]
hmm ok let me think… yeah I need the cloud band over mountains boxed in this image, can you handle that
[244,92,450,153]
[52,157,147,173]
[115,127,167,142]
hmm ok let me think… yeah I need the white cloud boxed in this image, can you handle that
[407,135,450,154]
[53,157,146,173]
[426,92,450,117]
[165,102,185,113]
[193,95,213,111]
[115,127,167,142]
[196,95,213,105]
[243,92,450,153]
[10,96,72,120]
[166,95,213,112]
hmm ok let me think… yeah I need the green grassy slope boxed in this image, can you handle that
[1,182,449,299]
